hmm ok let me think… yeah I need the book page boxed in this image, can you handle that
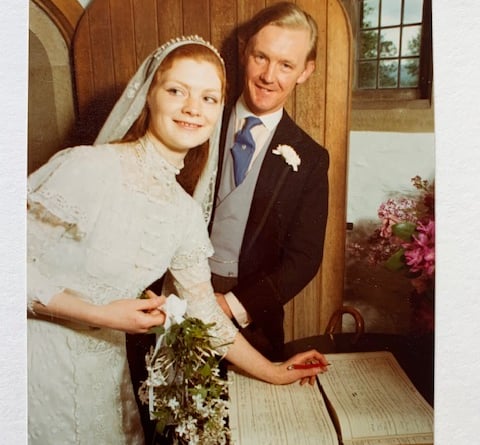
[228,368,339,445]
[341,435,433,445]
[318,351,433,445]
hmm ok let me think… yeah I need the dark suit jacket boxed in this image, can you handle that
[211,107,329,358]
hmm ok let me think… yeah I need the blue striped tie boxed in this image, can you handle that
[231,116,262,186]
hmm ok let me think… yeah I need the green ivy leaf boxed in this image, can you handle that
[385,248,406,271]
[148,325,165,336]
[392,222,416,241]
[153,408,170,434]
[199,364,211,377]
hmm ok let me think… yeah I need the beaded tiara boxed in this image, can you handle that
[152,34,224,66]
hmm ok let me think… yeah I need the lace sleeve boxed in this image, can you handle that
[170,202,214,270]
[27,218,61,311]
[27,145,117,308]
[168,260,238,356]
[27,145,116,239]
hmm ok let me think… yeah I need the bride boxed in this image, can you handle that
[27,35,328,444]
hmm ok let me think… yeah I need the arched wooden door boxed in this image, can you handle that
[72,0,352,342]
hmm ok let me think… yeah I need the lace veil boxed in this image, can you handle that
[94,35,225,223]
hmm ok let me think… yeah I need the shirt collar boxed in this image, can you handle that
[235,95,283,132]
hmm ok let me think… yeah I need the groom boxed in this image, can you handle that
[209,2,329,361]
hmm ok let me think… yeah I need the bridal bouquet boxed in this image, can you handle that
[138,295,231,445]
[348,176,435,334]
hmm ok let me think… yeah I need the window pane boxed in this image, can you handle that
[379,60,398,87]
[403,0,423,24]
[380,28,400,57]
[360,30,378,58]
[361,0,379,28]
[381,0,401,26]
[355,0,430,94]
[400,58,419,86]
[402,25,421,56]
[358,61,377,88]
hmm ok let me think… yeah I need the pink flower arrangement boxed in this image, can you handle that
[403,219,435,277]
[349,176,435,334]
[378,176,434,276]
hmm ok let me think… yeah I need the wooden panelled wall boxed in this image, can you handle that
[71,0,352,342]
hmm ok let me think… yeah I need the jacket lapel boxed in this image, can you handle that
[255,112,299,192]
[241,112,298,256]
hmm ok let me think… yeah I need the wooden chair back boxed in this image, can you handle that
[72,0,352,341]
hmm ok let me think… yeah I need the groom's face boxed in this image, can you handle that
[242,24,315,116]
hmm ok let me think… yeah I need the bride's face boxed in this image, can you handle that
[146,58,223,164]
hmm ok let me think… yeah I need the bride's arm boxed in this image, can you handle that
[31,290,166,334]
[168,264,329,385]
[27,194,166,334]
[225,332,329,385]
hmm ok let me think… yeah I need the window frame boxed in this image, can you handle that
[344,0,433,109]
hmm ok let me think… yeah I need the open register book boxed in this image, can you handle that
[228,351,433,445]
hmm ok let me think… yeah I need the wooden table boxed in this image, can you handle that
[283,332,434,406]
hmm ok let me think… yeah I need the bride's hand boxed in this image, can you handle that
[274,349,330,385]
[142,289,165,316]
[97,295,166,334]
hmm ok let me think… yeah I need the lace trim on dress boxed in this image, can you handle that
[27,145,120,242]
[196,161,217,223]
[179,281,237,356]
[169,263,238,356]
[170,243,214,270]
[118,138,180,204]
[27,201,86,240]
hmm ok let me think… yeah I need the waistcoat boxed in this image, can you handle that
[209,131,271,277]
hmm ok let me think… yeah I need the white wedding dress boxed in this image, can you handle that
[27,136,237,445]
